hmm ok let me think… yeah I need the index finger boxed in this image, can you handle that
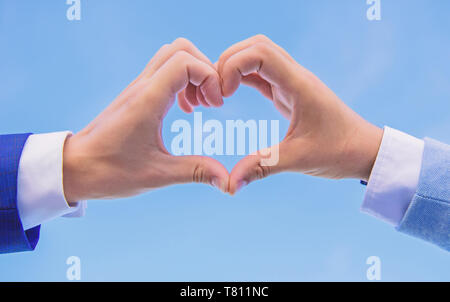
[218,35,296,77]
[219,42,294,97]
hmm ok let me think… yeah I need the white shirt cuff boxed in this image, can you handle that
[17,132,87,230]
[361,126,424,226]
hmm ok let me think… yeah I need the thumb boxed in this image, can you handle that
[228,141,291,195]
[169,155,230,193]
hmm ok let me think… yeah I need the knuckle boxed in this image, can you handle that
[217,54,229,72]
[253,42,272,57]
[255,161,271,180]
[172,37,194,51]
[172,50,191,62]
[160,43,170,50]
[218,52,226,64]
[253,34,270,43]
[192,160,207,183]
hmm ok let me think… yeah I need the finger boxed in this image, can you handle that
[241,73,273,100]
[95,40,209,121]
[145,38,214,79]
[179,82,212,109]
[168,155,230,193]
[148,50,223,109]
[185,83,205,107]
[228,141,291,195]
[220,42,294,97]
[127,39,211,106]
[241,74,291,118]
[218,35,296,78]
[196,86,209,107]
[213,61,220,76]
[133,44,171,85]
[177,90,193,113]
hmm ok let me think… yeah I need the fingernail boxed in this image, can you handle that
[235,180,248,194]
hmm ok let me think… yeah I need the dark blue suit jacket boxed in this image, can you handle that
[0,134,40,254]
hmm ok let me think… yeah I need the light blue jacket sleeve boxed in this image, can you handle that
[397,138,450,251]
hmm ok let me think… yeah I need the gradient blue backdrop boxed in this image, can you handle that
[0,0,449,281]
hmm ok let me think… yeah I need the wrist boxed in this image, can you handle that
[63,133,91,204]
[353,122,384,181]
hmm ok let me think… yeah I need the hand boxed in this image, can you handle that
[62,38,229,203]
[214,35,383,194]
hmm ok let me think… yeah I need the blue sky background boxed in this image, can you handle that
[0,0,449,281]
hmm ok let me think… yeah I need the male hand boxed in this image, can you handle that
[213,35,384,194]
[62,38,229,203]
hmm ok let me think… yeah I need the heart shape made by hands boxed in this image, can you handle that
[166,35,381,195]
[64,35,381,203]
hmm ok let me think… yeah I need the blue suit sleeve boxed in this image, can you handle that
[397,138,450,251]
[0,134,41,254]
